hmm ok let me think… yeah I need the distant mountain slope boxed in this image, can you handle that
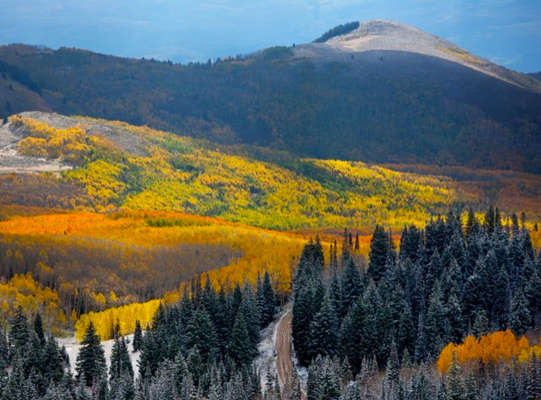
[529,72,541,83]
[0,20,540,172]
[299,20,541,92]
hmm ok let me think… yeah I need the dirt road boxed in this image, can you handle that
[275,309,293,389]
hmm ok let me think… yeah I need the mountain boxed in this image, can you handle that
[0,21,540,174]
[529,72,541,83]
[299,20,541,92]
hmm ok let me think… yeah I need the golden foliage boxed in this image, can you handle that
[75,299,164,341]
[0,273,67,334]
[9,115,483,230]
[438,330,541,373]
[0,210,314,337]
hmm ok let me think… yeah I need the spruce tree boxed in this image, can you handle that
[34,313,45,344]
[368,225,389,282]
[110,336,133,380]
[509,288,532,336]
[258,270,276,327]
[308,294,339,360]
[42,336,65,384]
[9,307,30,351]
[188,307,218,363]
[447,354,465,400]
[425,282,449,359]
[228,310,254,366]
[76,322,107,386]
[341,258,362,314]
[133,320,143,353]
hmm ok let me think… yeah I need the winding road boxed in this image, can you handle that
[275,309,293,389]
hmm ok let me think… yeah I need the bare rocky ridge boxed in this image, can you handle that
[0,116,71,174]
[0,111,153,175]
[294,20,541,92]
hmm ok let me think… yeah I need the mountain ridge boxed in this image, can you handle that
[0,21,540,173]
[297,20,541,92]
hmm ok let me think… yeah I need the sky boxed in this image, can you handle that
[0,0,540,73]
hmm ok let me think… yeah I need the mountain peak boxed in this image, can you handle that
[297,20,541,92]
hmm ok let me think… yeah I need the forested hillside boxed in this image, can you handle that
[0,39,540,172]
[0,113,487,229]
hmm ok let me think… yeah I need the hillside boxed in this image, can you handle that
[300,20,541,91]
[0,21,540,173]
[0,112,491,230]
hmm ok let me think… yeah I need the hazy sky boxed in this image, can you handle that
[0,0,540,72]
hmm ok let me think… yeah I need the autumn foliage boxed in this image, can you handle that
[438,330,541,372]
[8,115,481,230]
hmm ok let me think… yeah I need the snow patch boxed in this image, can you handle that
[58,334,141,379]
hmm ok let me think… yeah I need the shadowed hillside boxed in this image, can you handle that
[0,21,540,172]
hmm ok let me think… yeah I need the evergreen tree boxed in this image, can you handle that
[308,294,339,360]
[0,327,8,369]
[133,320,143,353]
[188,307,218,363]
[9,307,30,351]
[509,288,532,336]
[34,313,45,344]
[228,310,254,366]
[258,270,276,327]
[425,282,449,359]
[110,336,134,380]
[76,322,107,386]
[446,354,465,400]
[292,283,314,365]
[368,225,390,282]
[527,354,541,400]
[42,336,66,384]
[341,258,362,314]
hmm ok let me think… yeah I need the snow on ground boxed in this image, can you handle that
[58,334,141,378]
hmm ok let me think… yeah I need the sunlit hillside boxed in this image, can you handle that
[1,113,485,230]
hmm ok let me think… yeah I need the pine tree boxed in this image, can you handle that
[0,326,8,369]
[133,320,143,353]
[368,225,390,282]
[308,294,339,360]
[446,354,465,400]
[228,310,254,366]
[527,354,541,400]
[341,258,362,314]
[188,307,218,363]
[9,307,30,351]
[110,336,134,380]
[292,283,314,365]
[425,282,449,359]
[76,322,107,386]
[510,288,532,336]
[258,270,276,327]
[42,335,66,384]
[34,313,45,344]
[386,341,400,386]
